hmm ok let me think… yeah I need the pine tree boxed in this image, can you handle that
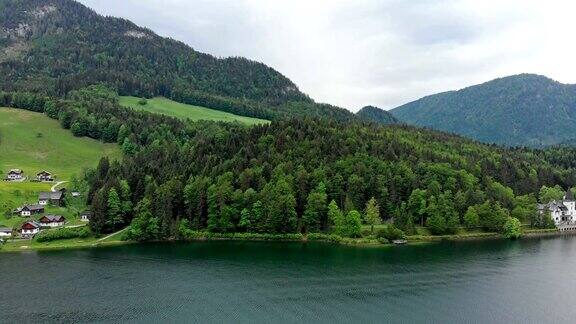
[107,188,123,231]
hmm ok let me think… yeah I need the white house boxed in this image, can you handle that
[6,169,24,181]
[39,215,66,228]
[20,221,40,237]
[538,191,576,226]
[36,170,53,182]
[0,227,12,237]
[80,211,91,222]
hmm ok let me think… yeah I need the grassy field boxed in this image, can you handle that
[119,96,270,125]
[0,108,120,228]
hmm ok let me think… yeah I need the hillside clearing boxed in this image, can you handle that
[119,96,270,125]
[0,108,120,228]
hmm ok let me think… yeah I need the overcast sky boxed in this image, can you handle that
[79,0,576,111]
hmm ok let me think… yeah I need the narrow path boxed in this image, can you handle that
[51,181,68,192]
[96,227,129,243]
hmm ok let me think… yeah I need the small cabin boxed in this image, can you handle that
[0,227,12,237]
[21,221,40,237]
[39,215,66,228]
[20,204,45,217]
[36,170,53,182]
[6,169,24,181]
[38,191,64,206]
[80,211,91,222]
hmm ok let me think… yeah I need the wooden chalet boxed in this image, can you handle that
[39,215,66,228]
[38,191,65,206]
[36,170,53,182]
[21,221,40,237]
[20,204,45,217]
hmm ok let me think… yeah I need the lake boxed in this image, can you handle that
[2,236,576,323]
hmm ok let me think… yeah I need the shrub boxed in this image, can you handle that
[35,226,91,242]
[376,224,406,243]
[138,98,147,106]
[503,217,523,239]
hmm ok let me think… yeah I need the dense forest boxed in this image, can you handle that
[356,106,398,125]
[390,74,576,147]
[0,0,354,121]
[2,87,576,241]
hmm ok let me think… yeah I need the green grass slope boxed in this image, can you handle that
[119,96,270,125]
[0,108,120,228]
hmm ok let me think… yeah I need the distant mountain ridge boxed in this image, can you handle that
[0,0,354,121]
[356,106,398,125]
[390,74,576,147]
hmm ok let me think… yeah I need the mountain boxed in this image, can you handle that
[356,106,398,125]
[0,0,354,121]
[390,74,576,147]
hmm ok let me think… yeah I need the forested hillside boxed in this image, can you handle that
[390,74,576,147]
[3,87,575,239]
[0,0,354,121]
[356,106,398,125]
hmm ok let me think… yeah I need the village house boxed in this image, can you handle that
[0,227,12,238]
[80,211,91,222]
[36,170,53,182]
[39,215,66,228]
[20,221,40,237]
[6,169,24,181]
[38,190,65,206]
[20,204,45,217]
[538,191,576,228]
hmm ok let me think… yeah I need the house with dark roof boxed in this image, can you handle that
[39,215,66,228]
[36,170,53,182]
[80,211,91,222]
[38,191,65,206]
[0,227,12,237]
[20,221,40,237]
[20,204,45,217]
[6,169,24,181]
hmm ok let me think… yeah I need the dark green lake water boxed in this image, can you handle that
[2,237,576,323]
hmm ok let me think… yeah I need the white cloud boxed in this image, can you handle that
[78,0,576,111]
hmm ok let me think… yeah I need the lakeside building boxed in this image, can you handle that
[0,227,12,237]
[538,191,576,227]
[39,215,66,228]
[20,221,40,237]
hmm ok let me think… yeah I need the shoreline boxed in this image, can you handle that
[0,228,570,253]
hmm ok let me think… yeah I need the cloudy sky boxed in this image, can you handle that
[79,0,576,111]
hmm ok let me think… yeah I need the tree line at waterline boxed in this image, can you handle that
[2,88,576,240]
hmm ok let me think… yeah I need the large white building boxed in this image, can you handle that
[538,191,576,226]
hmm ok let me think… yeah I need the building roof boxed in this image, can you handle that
[0,227,12,233]
[38,191,63,200]
[565,190,575,202]
[39,215,66,223]
[21,221,40,229]
[22,204,44,212]
[36,170,51,176]
[8,169,23,174]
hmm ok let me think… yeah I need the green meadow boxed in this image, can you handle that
[0,108,120,228]
[119,96,270,125]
